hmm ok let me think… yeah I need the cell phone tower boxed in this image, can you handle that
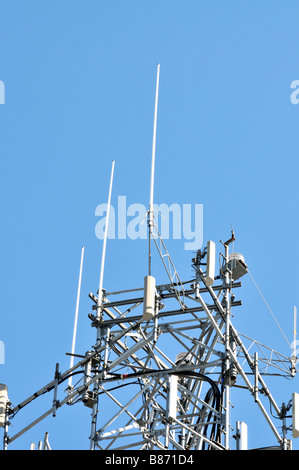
[1,65,298,451]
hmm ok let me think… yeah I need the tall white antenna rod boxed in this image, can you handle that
[148,63,160,276]
[96,159,115,319]
[68,245,85,389]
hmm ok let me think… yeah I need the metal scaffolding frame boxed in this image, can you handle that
[2,236,297,450]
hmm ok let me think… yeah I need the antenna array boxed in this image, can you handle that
[0,65,298,451]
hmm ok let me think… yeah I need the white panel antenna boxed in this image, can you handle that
[292,392,299,438]
[0,384,8,428]
[166,375,178,421]
[205,240,215,286]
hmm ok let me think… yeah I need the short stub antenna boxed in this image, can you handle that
[290,305,297,377]
[293,305,297,359]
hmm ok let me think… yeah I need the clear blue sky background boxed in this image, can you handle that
[0,1,298,450]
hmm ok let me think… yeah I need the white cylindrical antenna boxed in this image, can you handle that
[142,275,156,321]
[68,245,85,389]
[148,63,160,275]
[97,160,115,318]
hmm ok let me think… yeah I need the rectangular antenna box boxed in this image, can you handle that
[166,375,178,421]
[205,241,215,286]
[292,392,299,438]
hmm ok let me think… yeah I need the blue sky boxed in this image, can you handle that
[0,1,298,450]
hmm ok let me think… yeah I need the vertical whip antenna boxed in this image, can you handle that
[148,63,160,276]
[96,160,115,320]
[68,245,85,389]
